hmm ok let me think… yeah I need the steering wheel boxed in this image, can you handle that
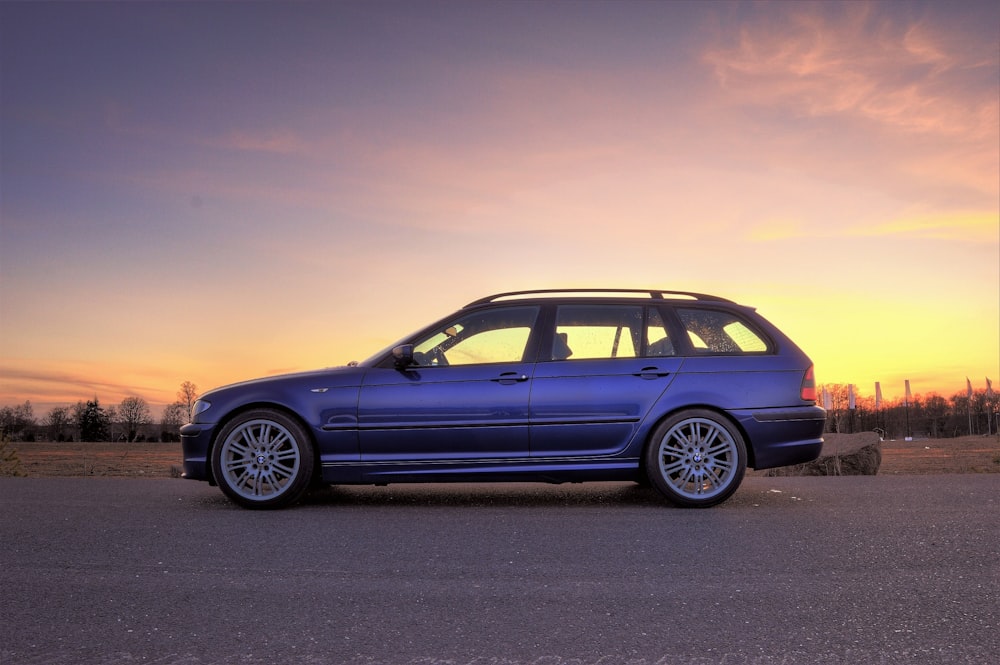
[426,348,449,366]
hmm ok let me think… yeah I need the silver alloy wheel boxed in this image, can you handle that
[218,418,302,501]
[656,416,739,501]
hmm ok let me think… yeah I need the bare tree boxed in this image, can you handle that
[818,384,854,433]
[924,395,949,438]
[44,406,73,441]
[118,396,151,442]
[0,401,36,441]
[177,381,199,422]
[161,402,187,441]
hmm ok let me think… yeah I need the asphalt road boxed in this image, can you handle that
[1,475,998,665]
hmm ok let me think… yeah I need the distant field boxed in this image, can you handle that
[8,435,1000,477]
[12,442,184,478]
[877,434,1000,474]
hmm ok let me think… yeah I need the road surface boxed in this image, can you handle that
[1,475,998,664]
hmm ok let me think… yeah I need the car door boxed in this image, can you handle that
[357,305,540,461]
[529,304,681,457]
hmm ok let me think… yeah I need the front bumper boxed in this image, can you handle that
[180,422,218,483]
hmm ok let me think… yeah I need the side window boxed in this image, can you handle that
[553,305,643,360]
[677,308,770,354]
[645,308,675,357]
[412,306,538,366]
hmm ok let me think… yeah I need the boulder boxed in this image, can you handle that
[764,431,882,476]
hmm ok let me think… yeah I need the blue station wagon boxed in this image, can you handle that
[181,289,825,508]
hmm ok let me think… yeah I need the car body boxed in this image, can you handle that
[181,289,825,509]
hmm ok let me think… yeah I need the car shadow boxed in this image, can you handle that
[300,481,673,508]
[186,479,799,511]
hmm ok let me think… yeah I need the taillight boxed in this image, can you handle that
[800,365,817,402]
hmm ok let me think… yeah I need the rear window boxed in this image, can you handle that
[677,308,771,354]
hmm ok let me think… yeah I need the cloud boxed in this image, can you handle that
[746,209,998,245]
[746,218,812,242]
[852,211,999,243]
[0,366,174,405]
[698,2,999,215]
[703,3,998,140]
[210,129,311,155]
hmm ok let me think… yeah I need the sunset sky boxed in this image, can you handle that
[2,1,998,417]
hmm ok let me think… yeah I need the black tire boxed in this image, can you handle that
[644,409,747,508]
[211,408,315,509]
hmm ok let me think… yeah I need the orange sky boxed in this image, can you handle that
[1,2,997,417]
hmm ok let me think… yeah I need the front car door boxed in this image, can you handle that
[358,305,540,462]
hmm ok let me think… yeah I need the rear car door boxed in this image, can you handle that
[529,304,682,457]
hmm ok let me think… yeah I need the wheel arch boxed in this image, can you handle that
[206,401,320,486]
[639,404,757,478]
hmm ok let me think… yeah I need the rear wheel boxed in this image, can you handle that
[645,409,746,508]
[211,409,314,509]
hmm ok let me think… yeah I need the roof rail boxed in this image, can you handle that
[464,288,733,307]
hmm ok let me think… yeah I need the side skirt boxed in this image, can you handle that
[320,457,641,485]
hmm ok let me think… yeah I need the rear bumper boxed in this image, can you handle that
[734,405,826,470]
[750,406,827,423]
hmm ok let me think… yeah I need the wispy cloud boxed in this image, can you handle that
[699,2,999,216]
[209,129,311,155]
[0,366,174,405]
[747,210,998,244]
[746,218,812,242]
[852,211,998,243]
[703,4,998,140]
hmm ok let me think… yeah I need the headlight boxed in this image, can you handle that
[191,400,212,420]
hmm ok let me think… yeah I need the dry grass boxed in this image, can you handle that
[6,434,1000,478]
[879,434,1000,474]
[11,442,184,478]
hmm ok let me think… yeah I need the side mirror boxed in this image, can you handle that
[392,344,415,369]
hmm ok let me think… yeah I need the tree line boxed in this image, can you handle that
[2,379,998,443]
[0,381,199,443]
[819,383,999,439]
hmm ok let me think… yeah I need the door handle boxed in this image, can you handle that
[493,372,529,384]
[635,367,670,379]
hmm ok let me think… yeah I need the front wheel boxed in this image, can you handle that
[211,409,315,509]
[644,410,746,508]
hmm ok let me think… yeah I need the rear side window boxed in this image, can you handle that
[645,308,675,357]
[553,305,643,360]
[551,305,677,359]
[677,308,771,354]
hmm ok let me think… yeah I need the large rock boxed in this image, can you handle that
[764,431,882,476]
